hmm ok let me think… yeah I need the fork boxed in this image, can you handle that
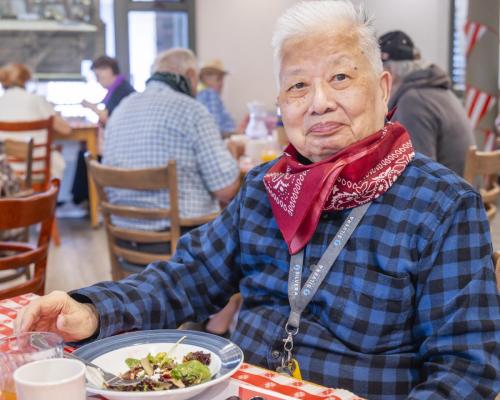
[63,351,146,389]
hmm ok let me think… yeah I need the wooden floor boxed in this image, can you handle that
[45,219,111,293]
[43,212,500,293]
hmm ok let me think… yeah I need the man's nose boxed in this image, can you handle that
[309,81,337,115]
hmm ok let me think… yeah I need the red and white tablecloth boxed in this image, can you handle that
[0,294,364,400]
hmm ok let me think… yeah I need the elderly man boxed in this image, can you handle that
[101,48,239,237]
[16,2,500,399]
[379,31,475,176]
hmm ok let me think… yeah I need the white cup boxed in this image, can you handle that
[13,358,86,400]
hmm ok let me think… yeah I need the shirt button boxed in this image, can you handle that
[271,350,281,359]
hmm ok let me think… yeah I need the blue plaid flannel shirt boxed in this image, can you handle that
[197,88,236,133]
[72,154,500,399]
[102,82,238,230]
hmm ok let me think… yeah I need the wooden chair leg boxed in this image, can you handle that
[51,218,61,246]
[110,255,126,281]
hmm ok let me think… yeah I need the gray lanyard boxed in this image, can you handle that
[279,202,371,373]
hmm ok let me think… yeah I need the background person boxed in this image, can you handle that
[379,30,475,176]
[102,48,240,239]
[0,63,70,181]
[197,59,236,137]
[81,55,135,126]
[63,56,135,216]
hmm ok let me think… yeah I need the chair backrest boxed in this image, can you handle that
[0,180,59,299]
[85,153,181,279]
[4,137,34,189]
[463,146,500,222]
[0,117,54,191]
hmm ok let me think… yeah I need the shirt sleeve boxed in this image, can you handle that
[408,190,500,399]
[192,107,239,192]
[197,90,236,133]
[217,95,236,133]
[69,185,245,339]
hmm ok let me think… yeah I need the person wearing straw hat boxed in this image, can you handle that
[197,59,236,137]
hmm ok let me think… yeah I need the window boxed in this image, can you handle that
[28,61,106,123]
[114,0,195,91]
[450,0,469,91]
[101,0,116,57]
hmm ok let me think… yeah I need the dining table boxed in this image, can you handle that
[54,119,100,228]
[0,293,364,400]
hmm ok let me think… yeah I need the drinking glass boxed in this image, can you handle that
[0,332,64,400]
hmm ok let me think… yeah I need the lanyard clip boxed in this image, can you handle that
[279,323,298,372]
[277,333,294,375]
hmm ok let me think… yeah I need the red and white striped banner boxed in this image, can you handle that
[464,85,496,128]
[464,20,487,57]
[483,130,497,152]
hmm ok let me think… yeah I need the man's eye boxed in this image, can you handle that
[288,82,306,91]
[331,74,347,82]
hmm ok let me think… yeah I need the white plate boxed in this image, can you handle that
[73,330,244,400]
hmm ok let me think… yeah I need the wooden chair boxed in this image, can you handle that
[0,117,54,192]
[85,154,183,280]
[4,137,34,190]
[0,180,59,299]
[0,117,61,246]
[463,146,500,223]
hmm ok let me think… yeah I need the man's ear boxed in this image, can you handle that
[379,70,392,104]
[185,68,198,95]
[185,67,195,80]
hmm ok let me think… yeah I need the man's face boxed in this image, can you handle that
[278,26,391,162]
[93,67,116,89]
[203,72,225,93]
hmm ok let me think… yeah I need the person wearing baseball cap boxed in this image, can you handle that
[379,30,474,176]
[379,30,419,62]
[197,59,236,137]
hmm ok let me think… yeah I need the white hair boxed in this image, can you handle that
[152,48,197,75]
[271,0,383,87]
[384,59,427,81]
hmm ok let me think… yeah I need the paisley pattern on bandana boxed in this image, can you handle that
[263,122,415,254]
[326,141,414,210]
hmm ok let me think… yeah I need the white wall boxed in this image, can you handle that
[195,0,298,122]
[196,0,450,122]
[354,0,450,71]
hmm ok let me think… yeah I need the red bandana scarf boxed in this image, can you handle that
[263,122,414,254]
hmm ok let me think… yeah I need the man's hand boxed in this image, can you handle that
[15,291,99,342]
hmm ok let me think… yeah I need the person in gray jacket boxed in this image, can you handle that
[379,30,475,176]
